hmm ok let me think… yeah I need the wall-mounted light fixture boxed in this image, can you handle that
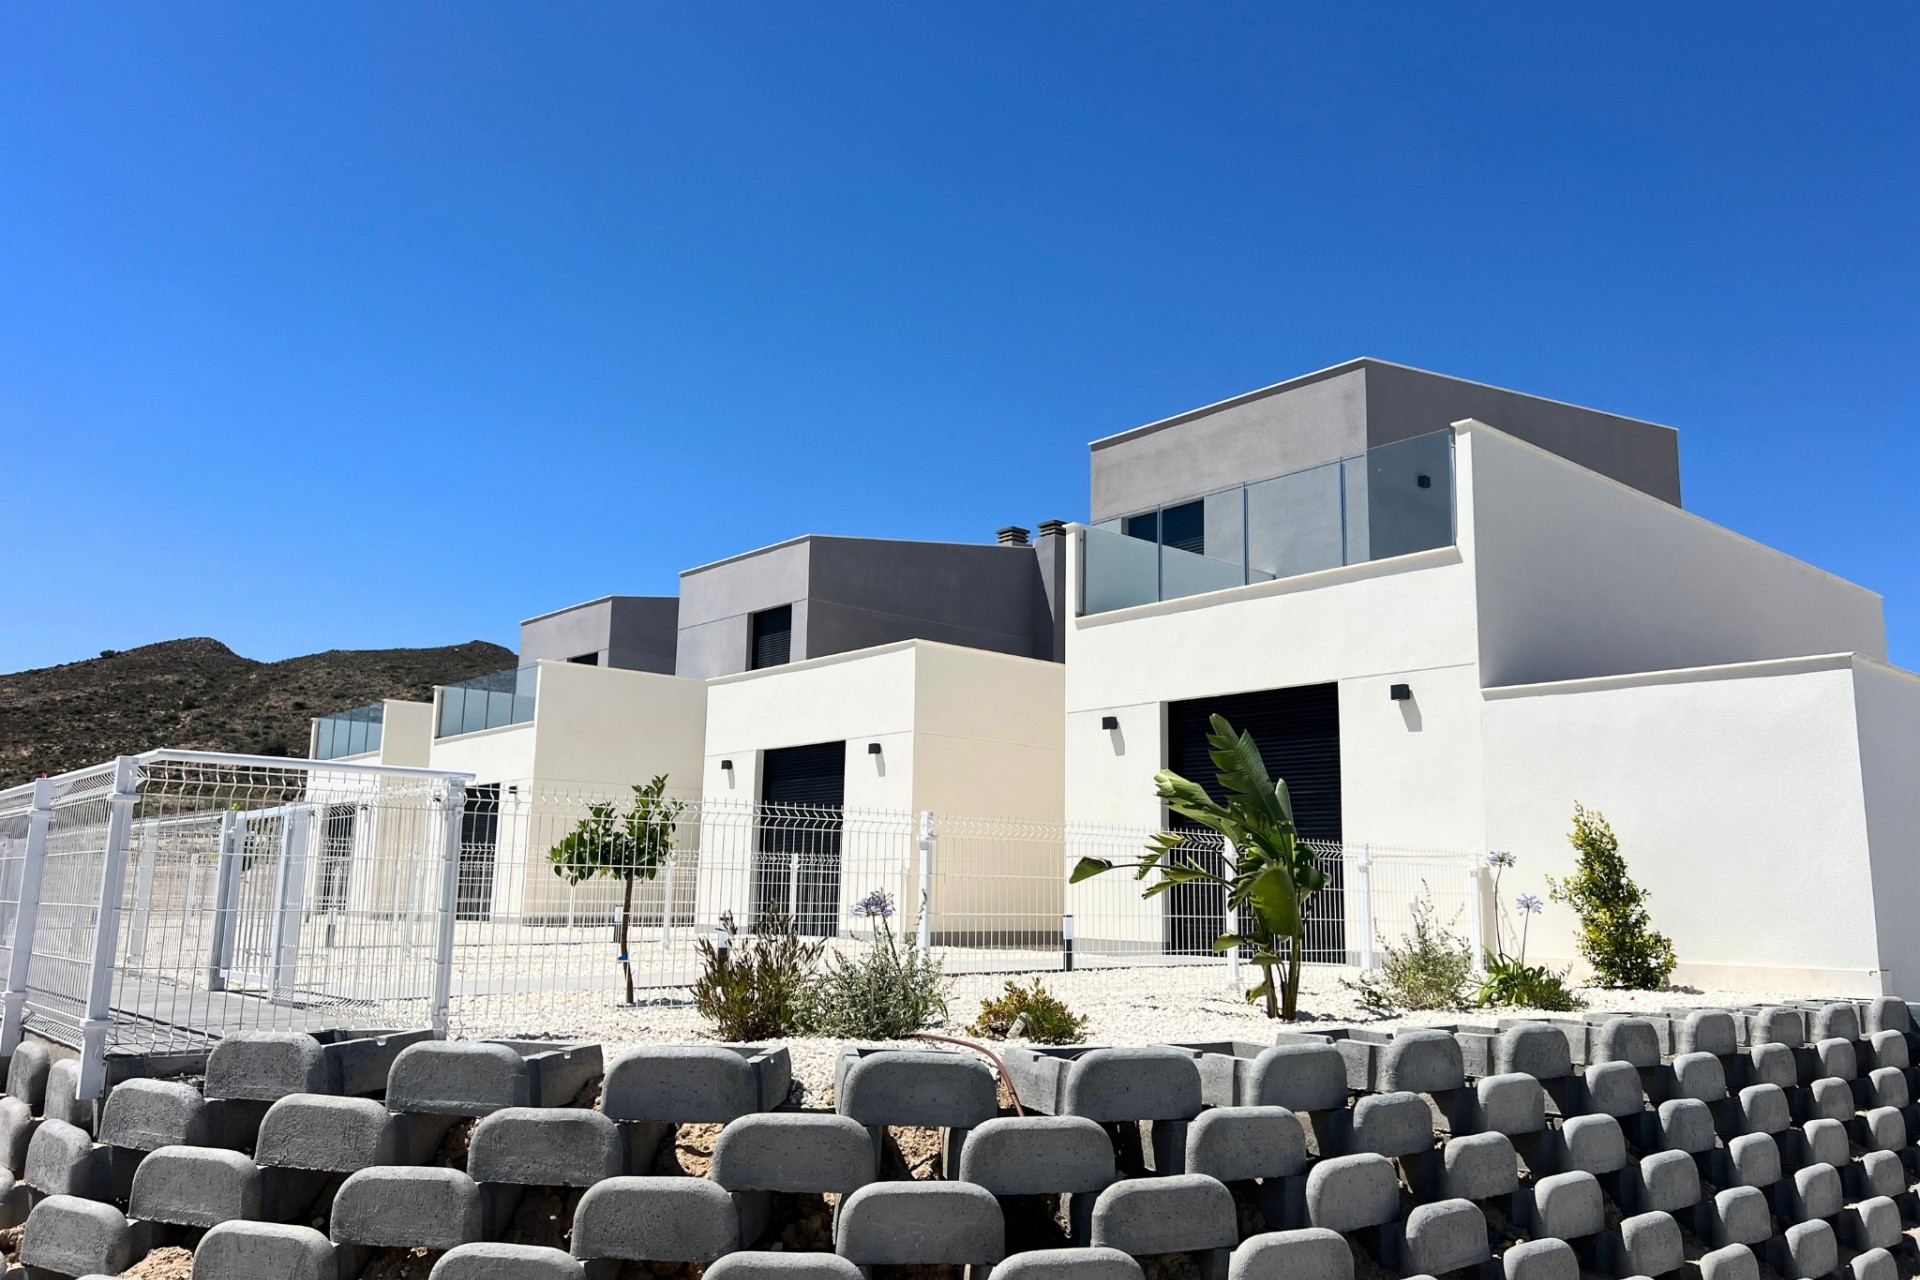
[1416,474,1432,489]
[867,742,883,755]
[720,759,734,772]
[1389,684,1412,701]
[1100,715,1119,730]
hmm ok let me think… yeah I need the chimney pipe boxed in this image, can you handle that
[996,526,1031,547]
[1036,519,1068,539]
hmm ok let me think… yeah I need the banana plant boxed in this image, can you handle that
[1069,714,1325,1019]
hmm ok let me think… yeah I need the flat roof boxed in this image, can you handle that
[678,531,1030,577]
[519,594,675,626]
[1088,356,1680,450]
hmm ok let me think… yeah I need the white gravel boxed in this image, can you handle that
[450,963,1792,1105]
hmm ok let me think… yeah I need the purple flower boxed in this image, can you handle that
[1487,850,1517,869]
[1515,893,1544,915]
[852,889,895,920]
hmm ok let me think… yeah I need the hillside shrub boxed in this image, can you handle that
[967,979,1089,1044]
[1347,885,1474,1015]
[1550,804,1676,989]
[692,911,822,1041]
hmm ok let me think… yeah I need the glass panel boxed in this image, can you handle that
[1246,457,1345,580]
[1367,431,1454,559]
[316,720,336,760]
[1161,542,1248,601]
[1203,489,1244,573]
[366,719,383,754]
[1082,524,1160,614]
[513,666,538,725]
[463,685,490,736]
[439,689,463,739]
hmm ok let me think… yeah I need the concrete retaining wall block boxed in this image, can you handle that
[1862,1067,1907,1110]
[1865,1030,1908,1071]
[960,1116,1114,1195]
[1750,1008,1806,1049]
[1228,1227,1351,1280]
[1088,1174,1236,1258]
[1350,1091,1432,1158]
[571,1175,740,1263]
[1443,1132,1517,1203]
[387,1042,532,1117]
[709,1252,869,1280]
[1474,1074,1545,1136]
[1862,1106,1905,1153]
[1379,1029,1465,1094]
[1243,1045,1350,1113]
[256,1094,413,1172]
[330,1166,485,1251]
[604,1046,764,1124]
[205,1032,328,1102]
[1720,1133,1781,1190]
[1780,1163,1843,1223]
[1583,1061,1645,1118]
[1607,1210,1684,1278]
[1670,1053,1727,1103]
[1773,1220,1838,1280]
[990,1246,1144,1280]
[1059,1048,1203,1123]
[1594,1019,1662,1069]
[712,1112,873,1195]
[1737,1085,1789,1135]
[1656,1099,1716,1155]
[1799,1117,1850,1168]
[1502,1237,1577,1280]
[469,1107,623,1188]
[1553,1114,1626,1176]
[1811,1004,1860,1044]
[1851,1249,1896,1280]
[1305,1154,1399,1233]
[1185,1108,1305,1185]
[430,1242,588,1279]
[1399,1198,1488,1277]
[17,1195,138,1278]
[1846,1195,1902,1251]
[127,1145,262,1227]
[97,1080,209,1153]
[1813,1039,1857,1083]
[1749,1043,1799,1091]
[1679,1012,1739,1058]
[42,1060,88,1136]
[0,1096,34,1174]
[25,1118,106,1199]
[1698,1243,1760,1280]
[835,1181,1005,1266]
[1496,1024,1574,1080]
[6,1043,50,1113]
[1707,1186,1772,1248]
[1529,1172,1604,1241]
[1853,1150,1906,1200]
[1863,998,1910,1036]
[192,1221,337,1280]
[836,1050,999,1129]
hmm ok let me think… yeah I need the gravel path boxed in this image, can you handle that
[450,962,1789,1104]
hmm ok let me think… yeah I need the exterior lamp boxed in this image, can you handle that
[1389,684,1412,701]
[1100,715,1119,730]
[720,759,734,772]
[867,743,883,755]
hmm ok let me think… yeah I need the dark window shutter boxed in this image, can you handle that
[1159,500,1205,555]
[756,742,846,936]
[1163,684,1344,960]
[750,605,793,669]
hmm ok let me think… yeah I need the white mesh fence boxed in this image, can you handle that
[0,752,1489,1093]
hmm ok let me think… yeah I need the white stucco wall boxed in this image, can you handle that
[1480,655,1885,995]
[1465,423,1886,688]
[1854,659,1920,993]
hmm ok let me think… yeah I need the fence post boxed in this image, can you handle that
[205,809,241,993]
[915,810,933,961]
[0,778,54,1056]
[267,807,312,1001]
[1061,912,1074,972]
[1465,858,1486,964]
[1224,842,1241,989]
[1355,844,1375,971]
[78,756,139,1101]
[430,780,467,1040]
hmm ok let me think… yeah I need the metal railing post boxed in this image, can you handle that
[0,778,54,1055]
[1355,844,1375,971]
[430,781,467,1039]
[78,756,139,1100]
[1466,859,1486,963]
[1225,839,1241,989]
[1061,912,1074,972]
[267,807,312,1001]
[205,809,241,992]
[916,810,933,960]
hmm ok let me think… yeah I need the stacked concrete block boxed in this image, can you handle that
[1088,1175,1236,1278]
[205,1027,432,1102]
[386,1039,602,1117]
[1305,1152,1401,1266]
[836,1048,1000,1172]
[1602,1209,1685,1279]
[606,1044,792,1122]
[998,1045,1201,1174]
[712,1253,869,1280]
[962,1113,1116,1244]
[1331,1028,1472,1135]
[24,1118,108,1202]
[1227,1227,1350,1280]
[126,1144,263,1227]
[330,1165,488,1252]
[1501,1237,1579,1280]
[573,1175,742,1266]
[1184,1106,1307,1228]
[192,1220,340,1280]
[836,1181,1005,1271]
[711,1112,873,1245]
[1395,1197,1492,1279]
[16,1195,143,1279]
[432,1242,588,1279]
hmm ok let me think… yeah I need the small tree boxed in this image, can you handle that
[1071,714,1325,1019]
[1549,803,1675,990]
[547,775,686,1004]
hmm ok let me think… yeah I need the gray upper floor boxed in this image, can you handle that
[675,529,1067,678]
[520,595,680,674]
[1089,358,1682,522]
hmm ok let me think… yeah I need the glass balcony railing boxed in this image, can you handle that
[1081,428,1455,615]
[314,702,385,760]
[436,666,539,739]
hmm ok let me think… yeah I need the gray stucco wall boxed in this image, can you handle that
[1089,359,1682,520]
[674,535,1057,678]
[520,595,678,673]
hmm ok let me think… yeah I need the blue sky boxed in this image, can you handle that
[3,4,1915,673]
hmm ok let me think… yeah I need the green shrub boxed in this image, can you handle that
[1550,805,1676,989]
[1478,956,1583,1011]
[1347,885,1474,1015]
[967,979,1089,1044]
[691,911,822,1041]
[804,890,950,1040]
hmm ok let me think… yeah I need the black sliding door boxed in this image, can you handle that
[1163,684,1344,960]
[756,742,846,935]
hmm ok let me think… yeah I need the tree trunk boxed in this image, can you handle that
[1281,933,1303,1019]
[1262,960,1279,1018]
[619,874,635,1006]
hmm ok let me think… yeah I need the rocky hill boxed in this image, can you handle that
[0,637,517,787]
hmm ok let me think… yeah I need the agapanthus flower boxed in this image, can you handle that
[851,889,895,920]
[1515,893,1544,915]
[1487,850,1517,869]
